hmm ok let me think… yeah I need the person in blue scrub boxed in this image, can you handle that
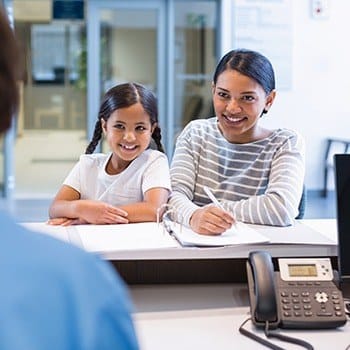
[0,6,139,350]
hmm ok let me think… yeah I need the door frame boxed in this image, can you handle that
[2,0,15,198]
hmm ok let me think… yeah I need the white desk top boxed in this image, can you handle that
[22,219,338,261]
[300,218,338,242]
[23,219,348,347]
[130,283,350,350]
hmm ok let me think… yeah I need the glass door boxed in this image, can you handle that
[87,0,166,152]
[10,1,88,198]
[2,0,219,198]
[171,1,218,153]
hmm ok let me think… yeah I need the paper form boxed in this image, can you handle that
[168,221,270,247]
[74,222,179,253]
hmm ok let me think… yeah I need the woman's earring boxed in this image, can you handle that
[263,108,268,114]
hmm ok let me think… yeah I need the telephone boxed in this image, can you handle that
[246,251,347,329]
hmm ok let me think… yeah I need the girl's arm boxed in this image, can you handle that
[118,187,170,223]
[48,185,129,225]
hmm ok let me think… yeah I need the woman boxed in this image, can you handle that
[169,48,305,235]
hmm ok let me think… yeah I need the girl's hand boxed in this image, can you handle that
[189,205,234,235]
[78,200,129,225]
[47,217,77,226]
[47,217,88,226]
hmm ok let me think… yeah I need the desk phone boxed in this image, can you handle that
[247,251,347,329]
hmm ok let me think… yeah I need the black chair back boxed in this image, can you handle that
[295,185,306,219]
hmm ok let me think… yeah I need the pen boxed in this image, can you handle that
[203,186,225,210]
[203,186,238,230]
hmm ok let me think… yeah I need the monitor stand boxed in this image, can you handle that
[333,270,350,299]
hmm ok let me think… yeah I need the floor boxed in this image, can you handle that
[0,190,337,223]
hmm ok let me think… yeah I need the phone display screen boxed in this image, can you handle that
[288,264,317,277]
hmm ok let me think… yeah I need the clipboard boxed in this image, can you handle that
[158,205,270,247]
[163,219,270,247]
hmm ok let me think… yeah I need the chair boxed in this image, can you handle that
[295,185,307,219]
[182,95,203,127]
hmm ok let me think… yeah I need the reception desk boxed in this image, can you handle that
[23,219,338,284]
[23,219,350,349]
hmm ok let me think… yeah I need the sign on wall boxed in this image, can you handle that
[53,0,85,20]
[232,0,293,90]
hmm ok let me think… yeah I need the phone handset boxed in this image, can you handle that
[245,251,316,349]
[246,251,279,328]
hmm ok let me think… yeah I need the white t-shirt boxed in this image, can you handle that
[64,149,171,206]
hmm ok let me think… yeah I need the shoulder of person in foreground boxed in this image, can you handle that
[0,211,139,350]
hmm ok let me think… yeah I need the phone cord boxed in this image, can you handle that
[264,321,314,350]
[238,318,314,350]
[239,318,285,350]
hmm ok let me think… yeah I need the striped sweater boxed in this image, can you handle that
[169,117,305,227]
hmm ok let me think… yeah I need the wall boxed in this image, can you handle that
[110,28,156,91]
[222,0,350,191]
[23,85,86,130]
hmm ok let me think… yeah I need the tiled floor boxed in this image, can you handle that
[0,190,337,223]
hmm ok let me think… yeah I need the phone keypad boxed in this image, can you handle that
[277,279,347,328]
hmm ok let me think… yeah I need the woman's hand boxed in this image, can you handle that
[189,205,235,235]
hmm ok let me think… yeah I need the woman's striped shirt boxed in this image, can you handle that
[169,117,305,227]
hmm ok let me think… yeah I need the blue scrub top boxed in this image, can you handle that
[0,211,139,350]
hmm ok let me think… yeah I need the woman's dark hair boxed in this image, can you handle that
[213,49,275,95]
[0,6,20,134]
[85,82,165,154]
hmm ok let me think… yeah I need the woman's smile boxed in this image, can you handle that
[222,114,247,124]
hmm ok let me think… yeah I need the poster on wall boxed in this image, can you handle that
[232,0,292,90]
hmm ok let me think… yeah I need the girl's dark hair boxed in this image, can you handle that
[85,82,165,154]
[0,7,20,134]
[213,49,275,95]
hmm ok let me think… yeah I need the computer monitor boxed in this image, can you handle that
[334,154,350,299]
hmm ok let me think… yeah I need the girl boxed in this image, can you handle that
[169,49,305,235]
[49,82,171,225]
